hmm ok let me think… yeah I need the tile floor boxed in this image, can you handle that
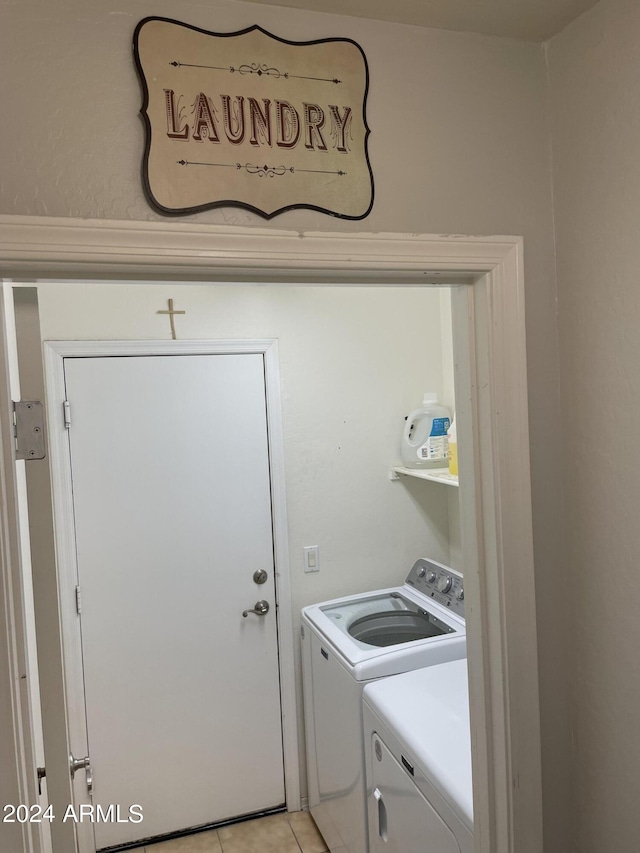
[142,811,328,853]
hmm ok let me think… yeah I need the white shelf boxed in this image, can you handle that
[390,466,459,488]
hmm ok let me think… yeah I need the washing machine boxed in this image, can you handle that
[363,658,473,853]
[301,558,466,853]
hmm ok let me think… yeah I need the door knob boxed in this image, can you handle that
[242,600,270,617]
[70,753,93,794]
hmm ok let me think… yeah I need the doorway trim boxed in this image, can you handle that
[0,214,542,853]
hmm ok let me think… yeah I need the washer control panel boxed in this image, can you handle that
[405,558,465,618]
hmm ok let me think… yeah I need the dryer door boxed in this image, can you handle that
[369,733,460,853]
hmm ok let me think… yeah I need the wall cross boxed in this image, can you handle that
[157,298,186,340]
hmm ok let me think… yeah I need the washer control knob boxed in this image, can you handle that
[436,573,452,594]
[455,587,465,601]
[417,566,427,579]
[426,570,438,584]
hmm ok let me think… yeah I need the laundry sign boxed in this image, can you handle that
[133,17,374,219]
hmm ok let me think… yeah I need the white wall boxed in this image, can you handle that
[547,2,640,850]
[439,291,463,567]
[37,282,454,600]
[1,1,565,849]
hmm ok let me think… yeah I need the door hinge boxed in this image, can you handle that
[75,586,82,615]
[13,401,46,460]
[37,766,46,796]
[63,400,71,429]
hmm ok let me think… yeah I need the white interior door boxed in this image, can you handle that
[63,352,284,850]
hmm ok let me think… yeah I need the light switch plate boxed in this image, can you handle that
[303,545,320,573]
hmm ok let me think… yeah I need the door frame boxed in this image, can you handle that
[0,287,48,853]
[43,338,296,851]
[0,214,542,853]
[1,286,52,853]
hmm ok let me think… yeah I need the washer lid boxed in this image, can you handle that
[302,585,465,674]
[364,659,473,829]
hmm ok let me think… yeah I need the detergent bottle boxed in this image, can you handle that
[448,415,458,476]
[400,393,451,468]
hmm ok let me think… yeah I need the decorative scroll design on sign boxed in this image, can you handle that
[177,160,346,177]
[169,60,342,84]
[246,163,291,177]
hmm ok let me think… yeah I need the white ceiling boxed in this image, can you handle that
[245,0,600,41]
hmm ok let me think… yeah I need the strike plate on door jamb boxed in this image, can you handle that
[13,400,46,460]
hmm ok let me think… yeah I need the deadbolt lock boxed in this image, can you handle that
[253,570,268,585]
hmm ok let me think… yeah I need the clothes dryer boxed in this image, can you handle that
[363,659,473,853]
[301,558,465,853]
